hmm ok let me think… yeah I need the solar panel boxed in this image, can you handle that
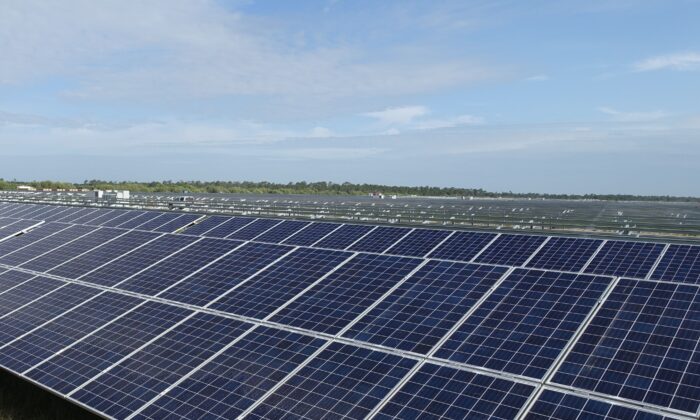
[474,234,548,266]
[0,219,43,240]
[343,261,508,354]
[376,363,535,420]
[313,223,375,249]
[79,234,199,287]
[54,208,97,223]
[552,279,700,414]
[385,228,452,257]
[69,209,108,225]
[43,207,82,222]
[348,226,412,253]
[246,342,417,419]
[0,223,70,257]
[71,313,251,419]
[253,220,310,243]
[0,276,63,317]
[114,211,163,229]
[203,217,255,238]
[584,240,665,278]
[526,237,604,272]
[116,238,242,296]
[20,228,126,272]
[0,292,142,373]
[100,210,146,227]
[48,230,160,279]
[227,218,281,240]
[0,270,35,294]
[160,242,293,307]
[26,301,192,394]
[269,253,423,335]
[210,247,352,319]
[435,269,612,379]
[82,209,123,226]
[281,222,340,246]
[134,212,182,231]
[427,231,497,261]
[0,224,95,266]
[182,215,231,236]
[650,244,700,284]
[133,326,326,419]
[153,214,202,233]
[524,389,673,420]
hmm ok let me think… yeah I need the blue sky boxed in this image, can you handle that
[1,0,699,195]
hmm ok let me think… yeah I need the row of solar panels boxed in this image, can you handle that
[0,202,696,419]
[2,201,699,284]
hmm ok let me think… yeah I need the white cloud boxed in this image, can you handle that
[363,106,429,125]
[414,114,484,130]
[525,74,549,82]
[598,106,668,122]
[633,52,700,72]
[309,126,334,138]
[382,128,401,136]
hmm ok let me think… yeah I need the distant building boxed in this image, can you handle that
[16,185,36,191]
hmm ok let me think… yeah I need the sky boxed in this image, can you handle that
[1,0,699,195]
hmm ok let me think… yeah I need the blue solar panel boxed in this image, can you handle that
[83,209,124,226]
[80,234,198,287]
[314,223,375,249]
[0,223,69,257]
[20,228,125,272]
[210,247,352,319]
[650,244,700,284]
[203,217,255,238]
[160,242,293,307]
[0,219,43,239]
[475,234,548,266]
[552,279,700,414]
[0,270,35,294]
[114,212,163,229]
[134,326,326,420]
[281,222,340,246]
[0,292,142,373]
[0,224,95,266]
[48,230,160,279]
[348,226,412,253]
[182,215,231,236]
[153,214,201,233]
[524,389,673,420]
[427,231,497,261]
[72,313,251,419]
[376,363,535,420]
[26,301,192,394]
[100,210,146,227]
[526,237,604,272]
[435,269,612,379]
[135,213,182,231]
[227,218,281,240]
[69,209,108,224]
[0,283,101,347]
[385,228,452,257]
[247,342,417,420]
[116,238,242,296]
[0,276,63,317]
[253,220,310,243]
[343,261,508,354]
[584,240,665,278]
[270,253,423,335]
[43,207,81,222]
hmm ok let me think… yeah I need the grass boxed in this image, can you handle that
[0,369,98,420]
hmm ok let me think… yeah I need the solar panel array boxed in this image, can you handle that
[0,200,698,420]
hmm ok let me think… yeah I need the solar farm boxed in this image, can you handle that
[0,200,697,420]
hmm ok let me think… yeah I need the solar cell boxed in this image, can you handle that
[0,223,70,258]
[552,279,700,414]
[153,214,202,233]
[526,237,604,272]
[0,219,43,240]
[313,223,375,250]
[253,220,310,243]
[26,301,193,394]
[427,231,497,261]
[435,269,612,379]
[0,276,64,317]
[524,389,673,420]
[80,234,199,287]
[133,326,326,420]
[135,212,182,231]
[376,363,535,420]
[0,224,95,266]
[89,209,130,226]
[269,253,423,335]
[348,226,412,253]
[343,261,508,354]
[100,210,146,227]
[385,228,452,258]
[115,212,163,229]
[83,209,123,226]
[48,230,160,279]
[54,208,97,223]
[116,238,242,296]
[42,207,81,222]
[474,234,548,266]
[650,244,700,284]
[71,313,251,419]
[0,292,142,373]
[0,270,36,294]
[203,217,255,238]
[227,218,281,240]
[281,222,340,246]
[160,242,293,307]
[70,209,109,224]
[20,228,126,272]
[210,247,352,319]
[246,342,417,420]
[182,215,230,236]
[584,240,665,278]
